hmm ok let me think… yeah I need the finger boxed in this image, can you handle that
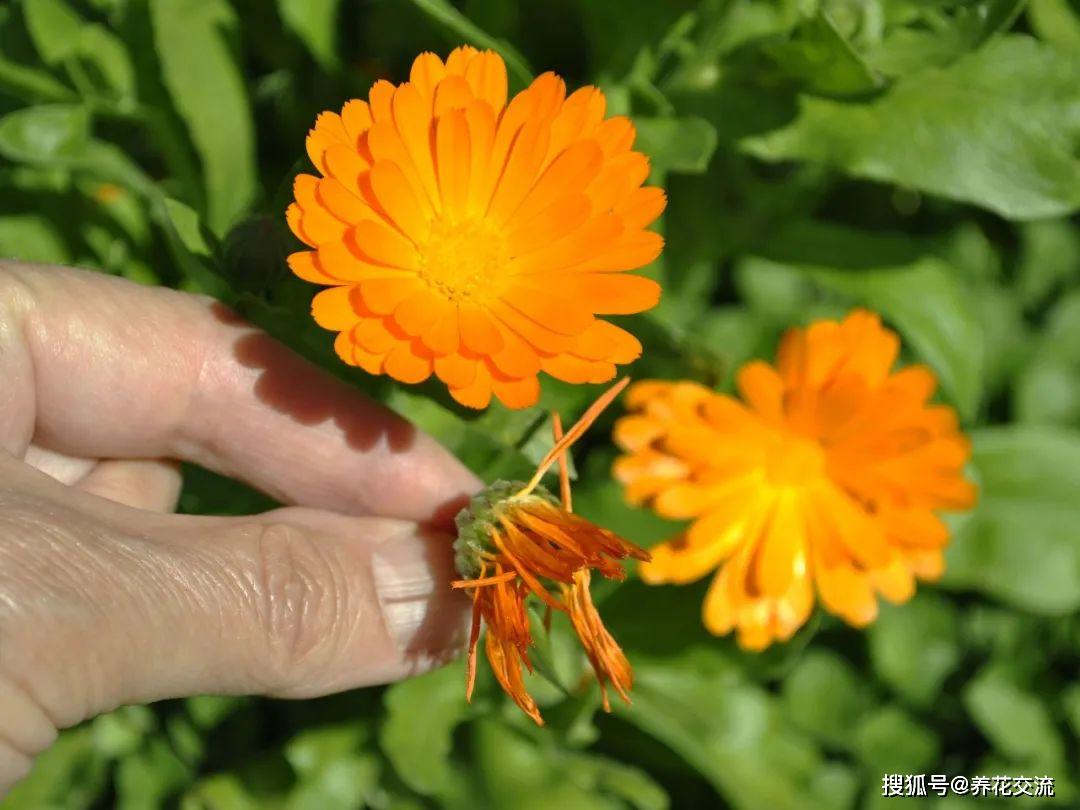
[3,504,469,729]
[0,263,479,524]
[22,445,96,485]
[74,459,183,513]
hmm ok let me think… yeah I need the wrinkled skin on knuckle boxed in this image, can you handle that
[236,521,355,693]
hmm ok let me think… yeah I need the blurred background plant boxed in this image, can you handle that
[2,0,1079,807]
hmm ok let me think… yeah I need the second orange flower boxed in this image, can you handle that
[287,47,666,409]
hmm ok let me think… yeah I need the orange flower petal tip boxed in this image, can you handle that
[286,47,666,409]
[613,309,978,650]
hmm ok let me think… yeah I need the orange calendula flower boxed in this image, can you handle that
[453,379,649,723]
[286,47,666,409]
[613,310,978,650]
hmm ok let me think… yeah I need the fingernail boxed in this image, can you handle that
[371,526,466,657]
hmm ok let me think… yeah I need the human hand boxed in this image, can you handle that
[0,262,479,794]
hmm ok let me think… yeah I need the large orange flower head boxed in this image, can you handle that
[613,310,978,650]
[286,47,666,409]
[453,379,649,723]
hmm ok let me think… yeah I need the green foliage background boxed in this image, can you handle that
[2,0,1080,807]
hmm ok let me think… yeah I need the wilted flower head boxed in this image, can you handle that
[287,47,665,409]
[613,310,977,650]
[453,380,649,722]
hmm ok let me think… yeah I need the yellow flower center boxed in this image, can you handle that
[765,434,826,488]
[418,218,508,303]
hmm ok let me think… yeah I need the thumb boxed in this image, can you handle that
[3,506,470,734]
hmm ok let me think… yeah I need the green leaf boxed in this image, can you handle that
[1017,218,1080,309]
[77,24,137,101]
[616,649,845,810]
[23,0,83,66]
[1014,358,1080,426]
[380,661,471,800]
[0,211,70,263]
[149,0,257,234]
[284,723,379,810]
[115,737,193,810]
[4,726,109,809]
[180,773,263,810]
[277,0,341,71]
[633,117,718,177]
[782,650,874,749]
[853,706,939,774]
[0,104,89,162]
[473,718,664,810]
[743,36,1080,220]
[765,11,882,96]
[868,0,1027,76]
[406,0,532,85]
[164,197,214,260]
[92,705,157,759]
[1029,0,1080,51]
[869,592,961,708]
[963,667,1064,766]
[943,426,1080,614]
[562,753,669,810]
[0,6,76,102]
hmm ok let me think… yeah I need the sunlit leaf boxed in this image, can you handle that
[744,37,1080,220]
[149,0,257,233]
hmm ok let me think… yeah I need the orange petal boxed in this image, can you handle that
[368,79,395,122]
[354,317,397,354]
[502,284,593,336]
[489,325,541,378]
[487,120,551,224]
[505,140,603,228]
[510,214,623,276]
[572,320,641,364]
[393,287,445,336]
[422,305,461,355]
[322,144,369,195]
[358,277,421,314]
[568,230,664,274]
[507,194,592,257]
[435,109,471,221]
[450,362,493,408]
[593,116,636,158]
[702,568,736,636]
[571,274,660,315]
[464,101,497,217]
[541,354,614,385]
[311,286,359,331]
[353,220,420,270]
[288,251,339,285]
[341,99,373,144]
[317,177,374,225]
[435,352,478,388]
[616,186,667,229]
[433,75,474,115]
[752,494,806,598]
[491,373,541,409]
[391,83,441,210]
[490,301,573,354]
[409,52,447,104]
[736,361,785,423]
[463,50,508,112]
[384,341,433,384]
[459,303,504,355]
[369,161,431,244]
